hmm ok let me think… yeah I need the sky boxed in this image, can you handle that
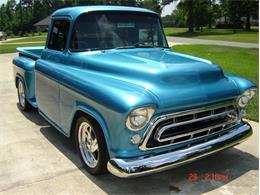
[0,0,178,16]
[0,0,7,6]
[161,1,179,17]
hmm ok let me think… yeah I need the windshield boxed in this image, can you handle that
[70,12,168,51]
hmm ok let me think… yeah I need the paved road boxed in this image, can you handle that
[167,36,259,48]
[0,53,258,195]
[0,37,26,43]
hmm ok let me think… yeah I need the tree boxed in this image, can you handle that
[227,0,244,30]
[193,0,213,31]
[219,0,258,31]
[0,4,7,31]
[186,0,194,32]
[219,0,229,25]
[141,0,162,14]
[162,0,195,32]
[161,8,186,27]
[5,0,13,33]
[241,0,258,31]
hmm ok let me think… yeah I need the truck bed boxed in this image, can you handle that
[17,46,44,59]
[13,46,44,108]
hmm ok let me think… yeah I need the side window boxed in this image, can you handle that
[48,20,70,51]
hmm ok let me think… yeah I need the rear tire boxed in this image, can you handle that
[17,78,31,112]
[75,116,109,175]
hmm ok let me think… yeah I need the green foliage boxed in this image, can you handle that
[164,0,215,32]
[227,0,244,29]
[141,0,162,14]
[193,0,212,31]
[0,0,162,36]
[227,0,258,30]
[162,9,186,27]
[1,0,258,35]
[162,0,259,32]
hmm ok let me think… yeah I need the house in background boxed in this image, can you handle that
[34,16,51,32]
[216,16,259,28]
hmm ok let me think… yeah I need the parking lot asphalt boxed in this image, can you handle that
[0,53,258,195]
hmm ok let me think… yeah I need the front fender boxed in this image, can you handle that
[58,67,159,158]
[225,73,257,93]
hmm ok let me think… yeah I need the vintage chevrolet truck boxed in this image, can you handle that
[13,6,256,178]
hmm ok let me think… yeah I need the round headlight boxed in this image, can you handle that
[238,88,257,108]
[238,96,250,108]
[126,107,155,131]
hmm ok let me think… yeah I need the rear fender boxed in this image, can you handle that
[13,56,36,100]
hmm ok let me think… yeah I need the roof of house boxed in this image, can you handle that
[52,5,157,20]
[34,16,51,26]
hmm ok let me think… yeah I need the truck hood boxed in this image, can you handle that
[72,48,239,109]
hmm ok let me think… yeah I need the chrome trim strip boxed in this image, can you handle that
[155,109,237,141]
[139,102,237,151]
[107,123,252,178]
[156,120,237,143]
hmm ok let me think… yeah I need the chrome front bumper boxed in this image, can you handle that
[107,123,252,178]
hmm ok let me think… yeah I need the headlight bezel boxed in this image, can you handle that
[237,88,257,108]
[126,106,155,131]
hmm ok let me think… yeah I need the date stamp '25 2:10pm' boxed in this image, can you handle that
[188,172,230,182]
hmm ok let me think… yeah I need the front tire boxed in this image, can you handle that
[17,79,31,112]
[75,116,109,175]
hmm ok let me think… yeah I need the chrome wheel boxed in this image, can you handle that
[78,122,99,168]
[18,80,25,108]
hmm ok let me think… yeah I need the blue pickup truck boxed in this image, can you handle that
[13,6,256,178]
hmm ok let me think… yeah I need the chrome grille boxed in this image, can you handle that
[139,103,240,151]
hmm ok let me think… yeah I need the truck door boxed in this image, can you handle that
[35,19,70,128]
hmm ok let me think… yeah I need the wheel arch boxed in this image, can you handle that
[15,73,25,88]
[70,105,112,157]
[15,73,30,99]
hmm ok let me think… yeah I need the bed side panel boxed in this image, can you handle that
[13,56,36,100]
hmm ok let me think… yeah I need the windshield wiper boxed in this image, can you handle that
[134,42,156,48]
[135,45,156,48]
[115,44,156,50]
[70,47,114,52]
[115,45,136,49]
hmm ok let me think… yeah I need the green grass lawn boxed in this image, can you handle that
[172,44,259,121]
[4,36,47,43]
[164,28,259,43]
[0,43,45,54]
